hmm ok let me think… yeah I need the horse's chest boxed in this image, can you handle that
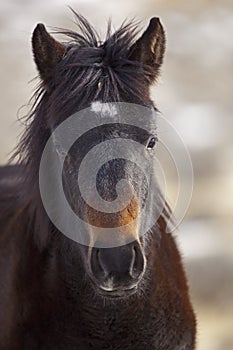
[13,313,194,350]
[32,311,154,349]
[8,299,194,350]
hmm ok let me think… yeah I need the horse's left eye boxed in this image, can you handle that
[147,137,158,149]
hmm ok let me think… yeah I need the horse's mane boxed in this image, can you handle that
[13,12,155,165]
[51,11,152,104]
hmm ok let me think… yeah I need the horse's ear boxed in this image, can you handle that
[32,23,65,87]
[129,17,166,82]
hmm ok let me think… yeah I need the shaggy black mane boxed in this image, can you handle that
[51,11,152,108]
[14,11,155,165]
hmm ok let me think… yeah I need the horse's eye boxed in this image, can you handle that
[147,137,158,149]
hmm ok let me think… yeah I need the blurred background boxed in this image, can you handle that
[0,0,232,348]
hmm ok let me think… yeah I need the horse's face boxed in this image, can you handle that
[32,16,166,297]
[61,105,161,297]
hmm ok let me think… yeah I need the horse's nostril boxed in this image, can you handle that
[90,248,106,279]
[130,243,145,279]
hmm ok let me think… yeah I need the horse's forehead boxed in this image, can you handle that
[90,101,156,127]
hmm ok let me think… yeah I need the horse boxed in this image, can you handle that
[0,12,196,350]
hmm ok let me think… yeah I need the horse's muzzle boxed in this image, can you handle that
[89,241,146,296]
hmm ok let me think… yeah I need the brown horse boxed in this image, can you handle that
[0,12,196,350]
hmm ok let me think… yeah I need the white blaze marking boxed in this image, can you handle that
[91,101,118,118]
